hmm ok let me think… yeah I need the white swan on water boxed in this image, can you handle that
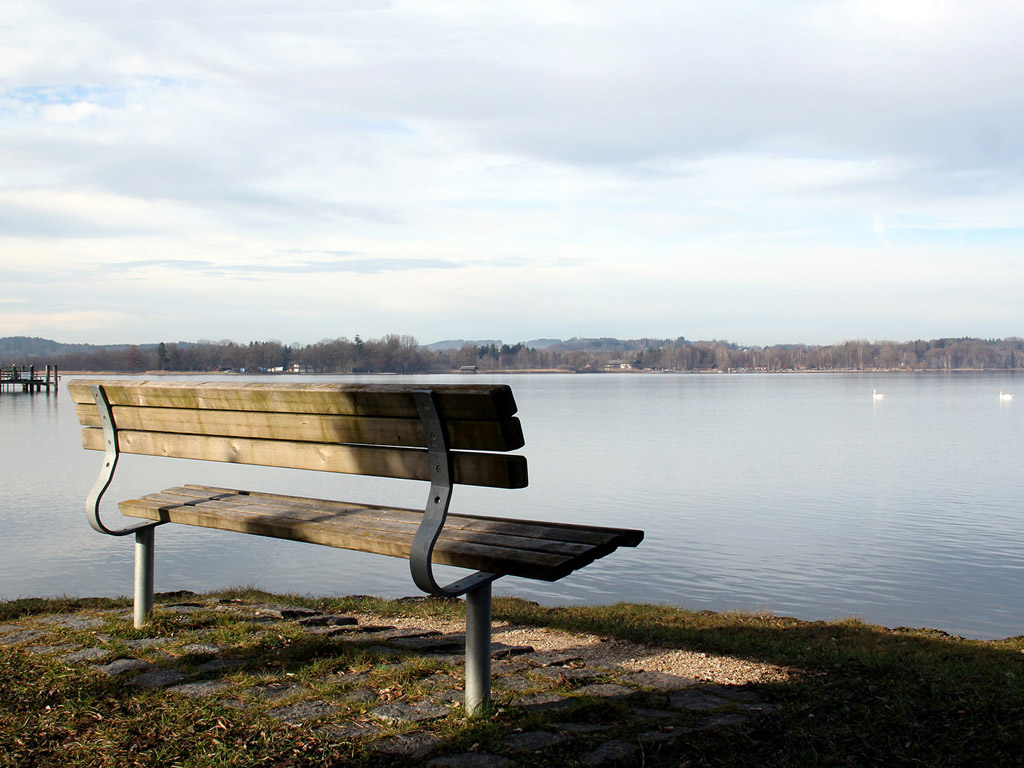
[1000,390,1014,401]
[873,389,886,400]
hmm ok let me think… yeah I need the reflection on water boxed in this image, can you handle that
[2,373,1022,639]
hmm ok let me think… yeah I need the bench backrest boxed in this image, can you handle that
[68,380,528,489]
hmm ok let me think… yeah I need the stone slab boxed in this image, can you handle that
[372,732,442,759]
[248,682,309,701]
[669,689,729,711]
[297,614,357,627]
[167,679,232,698]
[369,700,451,723]
[390,635,466,652]
[581,740,639,766]
[532,667,605,682]
[629,706,682,720]
[638,725,696,743]
[280,608,323,620]
[0,629,45,645]
[699,684,762,703]
[35,616,107,630]
[26,643,81,656]
[163,603,205,613]
[621,671,698,690]
[494,675,533,691]
[512,692,574,713]
[426,753,515,768]
[375,627,442,640]
[490,643,534,659]
[132,669,191,689]
[181,643,221,655]
[267,700,342,723]
[198,658,245,672]
[699,713,750,730]
[97,658,154,676]
[522,649,586,667]
[502,730,572,753]
[574,684,636,700]
[340,688,378,704]
[315,722,379,743]
[554,722,615,734]
[63,647,111,663]
[123,637,171,650]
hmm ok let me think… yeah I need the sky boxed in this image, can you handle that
[2,0,1023,347]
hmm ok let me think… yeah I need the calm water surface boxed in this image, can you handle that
[3,372,1022,640]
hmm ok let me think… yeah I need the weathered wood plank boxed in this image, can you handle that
[67,380,519,421]
[73,403,525,452]
[180,485,643,547]
[80,428,528,489]
[127,490,596,558]
[117,486,640,581]
[118,498,573,580]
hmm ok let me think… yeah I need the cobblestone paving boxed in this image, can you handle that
[0,599,780,766]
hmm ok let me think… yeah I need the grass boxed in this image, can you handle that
[2,590,1024,767]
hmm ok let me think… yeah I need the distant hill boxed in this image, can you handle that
[0,336,155,360]
[421,339,503,352]
[0,336,98,358]
[523,339,562,349]
[424,338,566,351]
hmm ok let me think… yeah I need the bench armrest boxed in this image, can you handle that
[85,384,163,538]
[410,390,498,597]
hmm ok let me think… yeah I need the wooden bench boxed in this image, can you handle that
[69,379,643,713]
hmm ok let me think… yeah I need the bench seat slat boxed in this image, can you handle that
[80,428,528,489]
[74,404,525,452]
[67,380,519,421]
[182,484,643,547]
[119,486,642,581]
[133,489,598,558]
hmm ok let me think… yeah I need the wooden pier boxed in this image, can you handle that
[0,365,59,394]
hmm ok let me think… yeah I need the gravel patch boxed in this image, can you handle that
[347,612,790,686]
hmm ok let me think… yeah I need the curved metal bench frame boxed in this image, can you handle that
[86,384,501,712]
[87,385,163,628]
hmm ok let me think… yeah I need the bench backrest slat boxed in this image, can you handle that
[73,405,523,452]
[68,380,528,489]
[70,380,519,420]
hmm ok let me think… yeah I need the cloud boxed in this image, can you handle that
[1,1,1022,345]
[108,256,473,275]
[0,310,133,336]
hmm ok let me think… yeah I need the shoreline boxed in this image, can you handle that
[56,367,1021,376]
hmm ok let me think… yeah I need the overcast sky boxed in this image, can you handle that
[2,1,1022,347]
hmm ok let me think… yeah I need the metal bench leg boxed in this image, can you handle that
[464,581,492,715]
[134,527,155,628]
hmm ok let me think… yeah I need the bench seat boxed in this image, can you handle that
[121,484,643,582]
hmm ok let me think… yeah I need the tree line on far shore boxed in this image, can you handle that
[4,334,1024,374]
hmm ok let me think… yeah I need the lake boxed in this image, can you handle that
[3,372,1022,640]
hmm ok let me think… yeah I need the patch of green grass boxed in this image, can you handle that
[3,591,1024,767]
